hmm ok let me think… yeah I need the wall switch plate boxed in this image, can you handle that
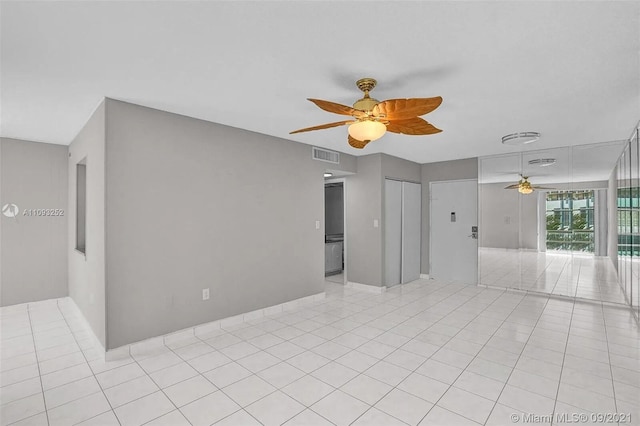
[373,219,379,228]
[315,220,320,229]
[202,288,210,301]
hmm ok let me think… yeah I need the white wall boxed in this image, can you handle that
[1,138,68,306]
[68,101,107,348]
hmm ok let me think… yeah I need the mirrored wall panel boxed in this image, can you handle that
[615,126,640,318]
[479,140,628,305]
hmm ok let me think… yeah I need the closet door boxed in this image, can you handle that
[385,179,402,286]
[402,182,421,283]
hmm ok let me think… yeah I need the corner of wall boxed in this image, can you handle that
[67,99,107,349]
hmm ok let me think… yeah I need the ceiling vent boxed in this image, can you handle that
[501,132,541,145]
[312,147,340,164]
[528,158,556,167]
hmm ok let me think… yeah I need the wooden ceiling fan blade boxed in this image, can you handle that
[532,186,555,190]
[307,99,365,118]
[386,117,442,135]
[373,97,442,120]
[504,184,520,189]
[290,120,354,134]
[348,135,369,149]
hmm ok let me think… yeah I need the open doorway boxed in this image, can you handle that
[325,180,345,284]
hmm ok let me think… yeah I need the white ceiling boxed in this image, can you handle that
[1,1,639,164]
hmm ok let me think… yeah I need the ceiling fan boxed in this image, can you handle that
[504,175,554,195]
[290,78,442,149]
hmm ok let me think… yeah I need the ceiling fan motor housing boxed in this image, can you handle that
[353,97,379,112]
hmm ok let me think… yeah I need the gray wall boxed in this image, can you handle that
[1,138,68,306]
[608,166,618,269]
[345,153,422,287]
[346,155,383,286]
[479,183,538,250]
[381,154,422,183]
[325,184,343,235]
[104,99,356,348]
[421,158,478,274]
[68,102,107,348]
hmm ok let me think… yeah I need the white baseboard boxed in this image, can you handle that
[62,297,106,361]
[479,247,539,253]
[420,274,430,279]
[105,291,326,360]
[345,281,387,294]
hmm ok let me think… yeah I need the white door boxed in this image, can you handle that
[401,182,421,283]
[384,179,402,286]
[430,180,478,284]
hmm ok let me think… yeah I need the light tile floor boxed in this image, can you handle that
[325,273,344,285]
[1,279,639,426]
[480,249,628,305]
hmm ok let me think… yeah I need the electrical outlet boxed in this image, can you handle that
[202,288,210,301]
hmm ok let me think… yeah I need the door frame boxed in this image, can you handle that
[325,177,347,284]
[429,178,479,283]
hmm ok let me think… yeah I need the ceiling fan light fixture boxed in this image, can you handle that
[502,132,541,145]
[348,120,386,143]
[518,186,534,195]
[528,158,556,167]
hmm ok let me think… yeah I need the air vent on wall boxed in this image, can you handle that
[312,147,340,164]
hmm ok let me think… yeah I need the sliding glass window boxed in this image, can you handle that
[546,190,594,253]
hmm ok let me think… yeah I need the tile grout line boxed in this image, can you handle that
[0,324,86,376]
[54,299,123,426]
[3,279,635,426]
[24,302,51,426]
[278,281,459,424]
[599,302,621,426]
[480,294,555,425]
[143,314,304,425]
[324,283,484,426]
[548,296,576,426]
[0,287,543,425]
[426,290,557,425]
[345,285,498,425]
[127,349,197,426]
[147,281,456,425]
[327,282,541,425]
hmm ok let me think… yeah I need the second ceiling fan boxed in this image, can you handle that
[290,78,443,149]
[505,175,554,195]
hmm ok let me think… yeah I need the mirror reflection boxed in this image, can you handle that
[478,141,629,305]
